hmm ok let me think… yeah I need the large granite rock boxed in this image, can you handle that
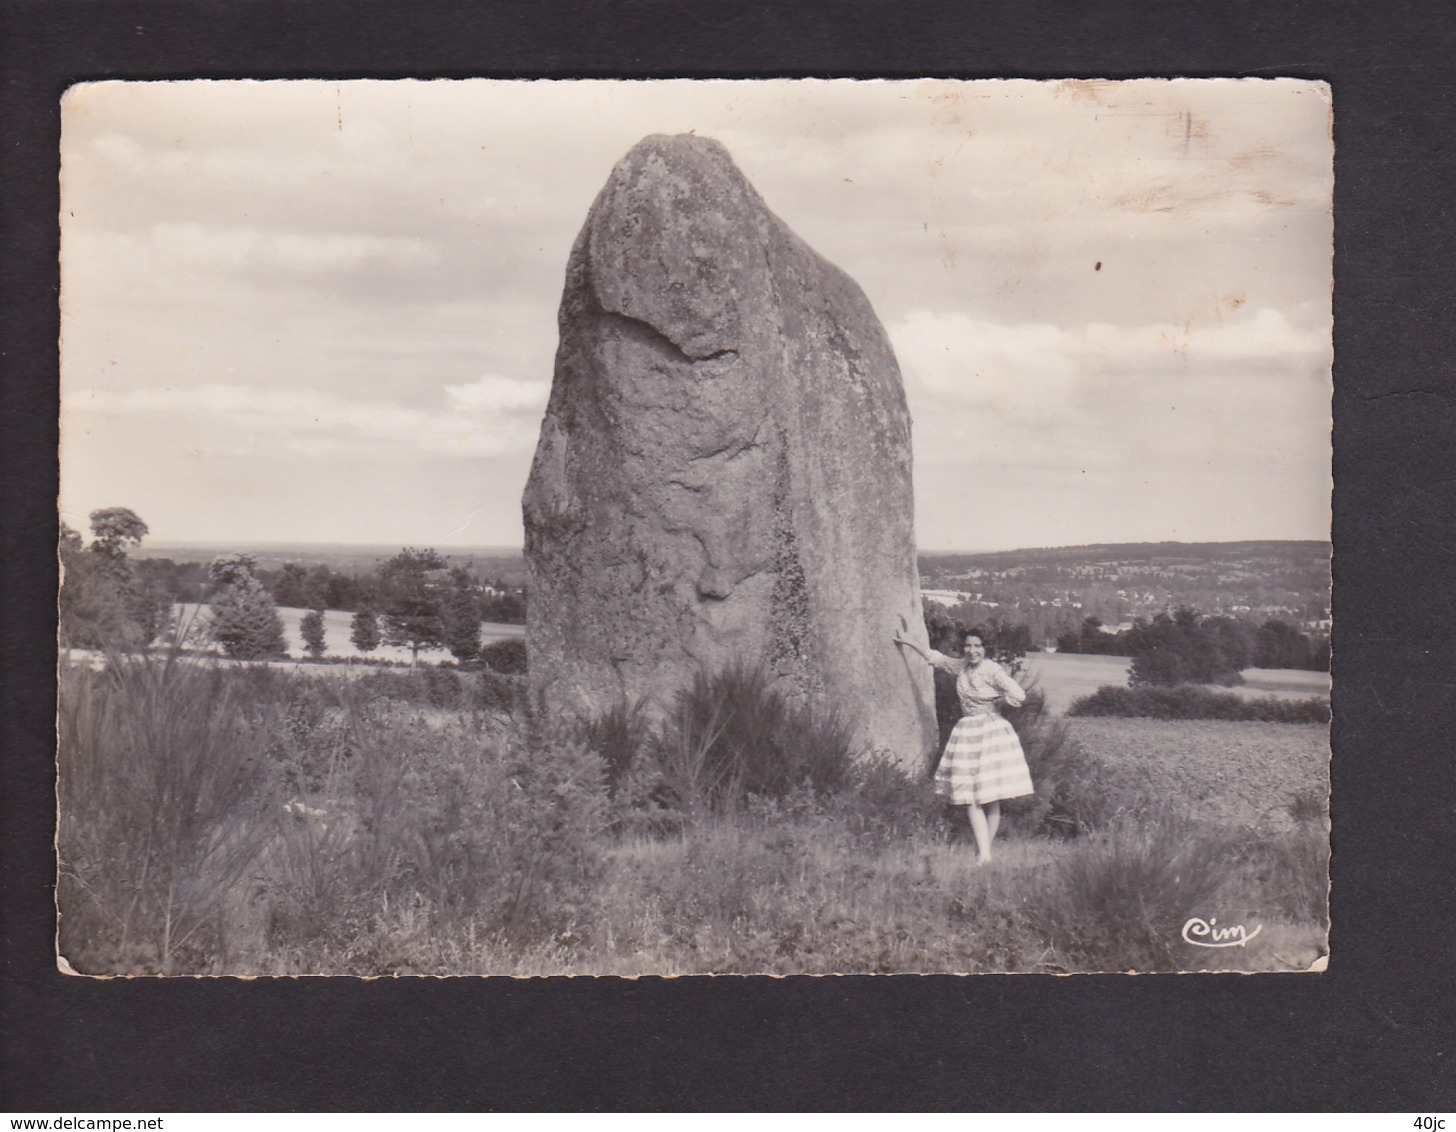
[523,134,937,770]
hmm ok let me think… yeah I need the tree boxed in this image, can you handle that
[58,511,161,650]
[300,609,327,658]
[1254,619,1311,670]
[208,555,286,660]
[303,565,334,613]
[208,553,261,589]
[87,507,149,558]
[350,607,382,654]
[480,589,526,624]
[272,563,310,608]
[1129,607,1244,687]
[441,567,483,664]
[376,547,449,666]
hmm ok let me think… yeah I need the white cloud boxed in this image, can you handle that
[58,79,1331,548]
[889,310,1080,428]
[443,374,547,413]
[891,305,1329,407]
[65,379,544,459]
[149,221,439,276]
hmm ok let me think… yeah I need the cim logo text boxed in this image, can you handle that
[1181,916,1263,948]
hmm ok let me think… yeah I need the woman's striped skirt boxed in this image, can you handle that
[933,712,1035,806]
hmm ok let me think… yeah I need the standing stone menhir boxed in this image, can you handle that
[523,133,938,770]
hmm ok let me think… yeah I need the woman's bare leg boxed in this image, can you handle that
[965,804,992,863]
[986,800,1002,845]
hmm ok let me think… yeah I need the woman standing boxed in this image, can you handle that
[894,628,1034,863]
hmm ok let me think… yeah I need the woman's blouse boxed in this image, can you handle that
[927,651,1027,716]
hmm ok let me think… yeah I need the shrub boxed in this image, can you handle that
[261,693,610,961]
[1068,684,1330,724]
[1286,788,1330,825]
[1025,815,1241,971]
[346,666,478,710]
[582,695,653,797]
[830,753,941,845]
[475,670,528,714]
[209,575,287,660]
[479,637,527,674]
[653,662,859,818]
[1000,685,1112,836]
[1247,826,1330,926]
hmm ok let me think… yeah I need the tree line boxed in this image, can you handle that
[124,554,525,622]
[1054,610,1329,675]
[59,508,526,665]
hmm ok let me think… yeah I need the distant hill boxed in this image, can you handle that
[918,539,1330,642]
[132,538,1329,634]
[920,539,1329,571]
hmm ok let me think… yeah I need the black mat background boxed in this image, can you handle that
[3,1,1453,1112]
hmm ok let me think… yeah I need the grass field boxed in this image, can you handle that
[274,606,523,662]
[171,603,524,664]
[1024,652,1330,715]
[1067,717,1329,831]
[56,647,1330,977]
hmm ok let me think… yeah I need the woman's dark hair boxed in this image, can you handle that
[963,626,991,648]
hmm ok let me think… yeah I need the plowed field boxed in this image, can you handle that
[1067,716,1330,831]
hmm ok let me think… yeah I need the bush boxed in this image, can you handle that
[475,670,528,714]
[209,575,287,660]
[479,637,528,674]
[653,663,859,819]
[830,753,941,845]
[1068,684,1330,724]
[999,685,1112,836]
[263,690,609,960]
[582,695,653,797]
[1025,815,1242,971]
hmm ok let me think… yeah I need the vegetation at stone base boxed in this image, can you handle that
[1069,684,1331,724]
[59,508,164,650]
[56,649,1328,976]
[647,664,861,819]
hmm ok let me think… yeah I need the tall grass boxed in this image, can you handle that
[57,648,274,973]
[1025,815,1244,971]
[652,662,858,818]
[55,644,1327,975]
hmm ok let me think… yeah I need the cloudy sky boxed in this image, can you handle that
[60,78,1331,552]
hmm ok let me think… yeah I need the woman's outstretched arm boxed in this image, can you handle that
[893,633,932,662]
